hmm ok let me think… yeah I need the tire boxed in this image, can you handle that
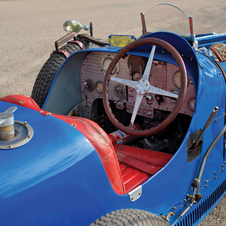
[90,209,170,226]
[31,43,82,108]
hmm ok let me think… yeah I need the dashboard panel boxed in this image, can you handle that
[81,52,195,119]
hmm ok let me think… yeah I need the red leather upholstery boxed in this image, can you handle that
[114,144,173,168]
[119,162,150,193]
[114,144,173,193]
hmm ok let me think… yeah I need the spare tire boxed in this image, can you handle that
[31,42,82,108]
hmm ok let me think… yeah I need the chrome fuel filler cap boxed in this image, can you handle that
[0,106,33,149]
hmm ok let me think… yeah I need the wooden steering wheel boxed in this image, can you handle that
[103,38,188,137]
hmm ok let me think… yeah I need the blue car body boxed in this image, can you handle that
[1,4,226,226]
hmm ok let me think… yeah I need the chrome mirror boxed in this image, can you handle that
[63,20,89,34]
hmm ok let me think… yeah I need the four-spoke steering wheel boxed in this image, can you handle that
[103,38,187,137]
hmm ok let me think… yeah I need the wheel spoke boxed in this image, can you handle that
[130,94,143,125]
[148,85,178,98]
[110,77,137,89]
[142,45,156,81]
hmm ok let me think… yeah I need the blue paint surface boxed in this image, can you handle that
[1,30,226,225]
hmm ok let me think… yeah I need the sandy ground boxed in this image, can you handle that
[0,0,226,225]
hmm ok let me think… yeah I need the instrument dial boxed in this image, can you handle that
[188,97,195,111]
[173,71,190,89]
[95,81,103,94]
[132,72,142,81]
[102,57,118,76]
[114,84,125,97]
[172,71,182,88]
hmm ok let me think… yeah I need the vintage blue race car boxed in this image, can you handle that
[1,3,226,226]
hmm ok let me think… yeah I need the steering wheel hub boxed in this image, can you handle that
[135,79,150,94]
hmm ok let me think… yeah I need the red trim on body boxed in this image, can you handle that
[1,95,41,111]
[54,115,126,195]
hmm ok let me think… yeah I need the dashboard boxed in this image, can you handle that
[80,51,195,119]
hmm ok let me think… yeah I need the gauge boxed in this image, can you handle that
[188,97,195,112]
[95,81,103,94]
[114,84,125,97]
[172,71,189,89]
[132,72,142,81]
[101,57,118,76]
[172,71,182,88]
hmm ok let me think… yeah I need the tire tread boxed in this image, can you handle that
[31,43,81,107]
[90,209,169,226]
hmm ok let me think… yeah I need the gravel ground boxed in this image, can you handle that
[1,0,226,225]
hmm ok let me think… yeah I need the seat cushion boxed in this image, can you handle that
[119,162,150,193]
[115,144,173,193]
